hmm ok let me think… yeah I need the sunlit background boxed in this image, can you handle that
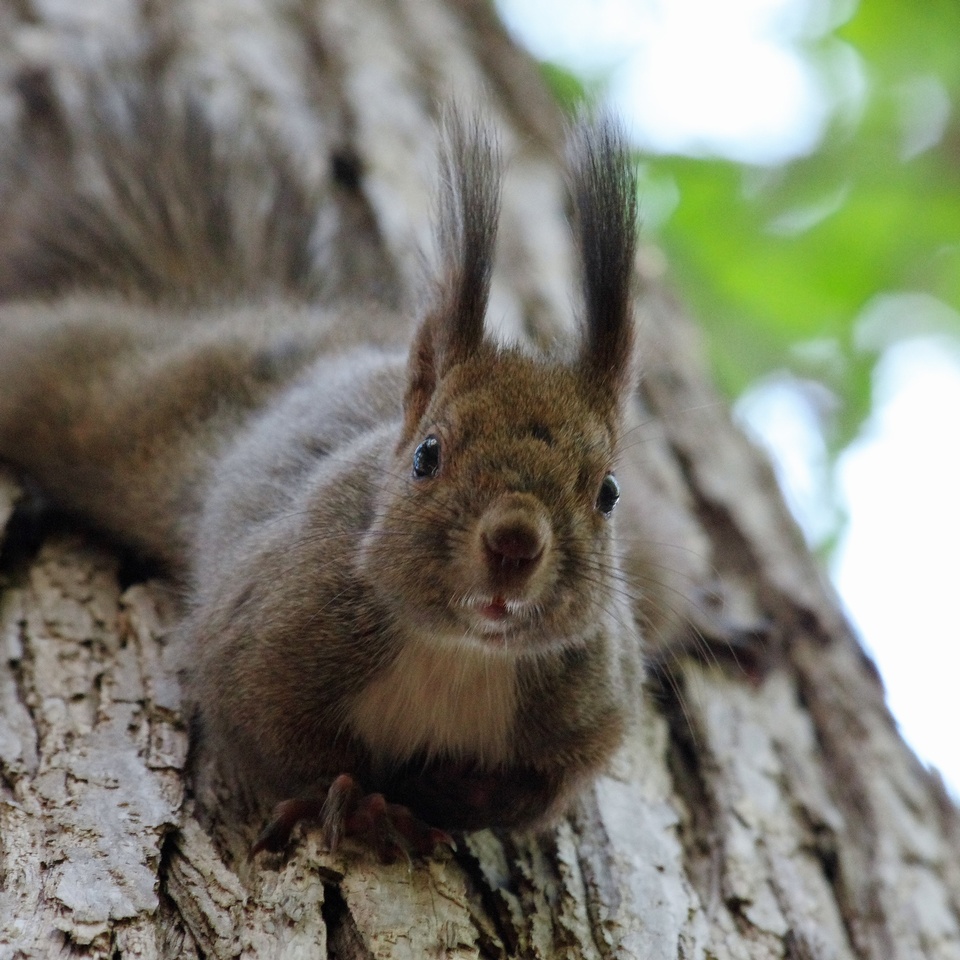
[498,0,960,793]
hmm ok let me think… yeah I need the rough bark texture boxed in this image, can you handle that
[1,1,959,958]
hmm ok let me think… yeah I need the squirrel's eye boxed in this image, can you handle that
[413,435,441,479]
[596,473,620,517]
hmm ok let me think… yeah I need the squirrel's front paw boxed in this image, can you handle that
[250,773,455,863]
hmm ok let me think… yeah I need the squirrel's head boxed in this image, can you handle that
[361,112,639,656]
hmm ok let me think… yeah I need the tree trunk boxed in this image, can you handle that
[1,2,958,958]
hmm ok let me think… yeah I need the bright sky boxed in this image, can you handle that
[833,340,960,796]
[499,0,960,794]
[499,0,836,163]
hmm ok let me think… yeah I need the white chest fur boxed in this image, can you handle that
[347,638,518,768]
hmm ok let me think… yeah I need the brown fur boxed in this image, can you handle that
[0,86,328,305]
[0,94,643,841]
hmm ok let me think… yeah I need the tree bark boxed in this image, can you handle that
[1,1,959,958]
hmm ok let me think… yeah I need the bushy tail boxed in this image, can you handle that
[0,83,323,304]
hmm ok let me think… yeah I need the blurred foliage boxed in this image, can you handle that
[541,0,960,545]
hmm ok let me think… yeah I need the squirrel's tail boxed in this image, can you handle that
[0,83,322,304]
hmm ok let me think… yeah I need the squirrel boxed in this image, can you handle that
[0,89,645,860]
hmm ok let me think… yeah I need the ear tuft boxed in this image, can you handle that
[401,111,502,441]
[432,109,503,366]
[568,112,639,402]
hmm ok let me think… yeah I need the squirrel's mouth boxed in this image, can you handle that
[459,594,536,632]
[479,596,509,621]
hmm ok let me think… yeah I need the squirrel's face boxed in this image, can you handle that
[357,111,637,655]
[359,350,624,656]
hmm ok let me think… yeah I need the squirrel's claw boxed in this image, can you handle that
[250,796,326,858]
[345,793,456,862]
[250,774,455,862]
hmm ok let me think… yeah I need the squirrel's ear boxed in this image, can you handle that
[569,113,639,408]
[401,316,440,443]
[402,112,502,440]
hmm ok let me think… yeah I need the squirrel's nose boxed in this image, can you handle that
[479,494,552,586]
[484,525,543,563]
